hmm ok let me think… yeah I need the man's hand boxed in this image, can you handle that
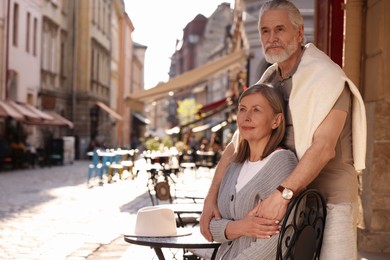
[255,191,289,222]
[200,197,221,242]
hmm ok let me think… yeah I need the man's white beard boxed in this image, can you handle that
[263,40,299,64]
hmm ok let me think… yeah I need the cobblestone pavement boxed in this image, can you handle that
[0,160,215,260]
[1,160,389,260]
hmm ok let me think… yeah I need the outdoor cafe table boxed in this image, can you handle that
[158,203,204,227]
[124,227,221,260]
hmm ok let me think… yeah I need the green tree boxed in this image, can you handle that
[176,98,202,125]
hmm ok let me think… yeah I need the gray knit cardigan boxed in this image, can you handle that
[210,149,297,260]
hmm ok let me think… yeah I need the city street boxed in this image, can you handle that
[0,160,213,259]
[1,160,389,260]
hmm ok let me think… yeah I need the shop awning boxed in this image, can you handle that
[24,104,53,120]
[166,101,234,135]
[0,100,25,121]
[126,49,246,103]
[0,100,55,122]
[7,100,42,120]
[42,111,74,128]
[132,112,150,125]
[211,120,229,132]
[96,101,123,121]
[197,97,232,115]
[0,100,73,128]
[192,120,226,133]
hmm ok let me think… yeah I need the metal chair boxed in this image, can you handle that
[276,189,327,260]
[87,149,103,184]
[108,153,124,182]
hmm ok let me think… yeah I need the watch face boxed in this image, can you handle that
[282,189,293,200]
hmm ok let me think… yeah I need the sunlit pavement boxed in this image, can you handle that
[1,160,389,260]
[0,159,214,260]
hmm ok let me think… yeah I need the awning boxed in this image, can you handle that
[197,97,231,115]
[7,100,42,120]
[211,120,228,132]
[166,101,234,135]
[24,104,53,120]
[0,100,73,128]
[42,111,74,128]
[0,100,55,122]
[96,101,123,121]
[192,120,226,133]
[126,49,246,102]
[0,100,25,121]
[132,112,150,125]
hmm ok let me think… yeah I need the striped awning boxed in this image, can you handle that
[0,100,73,128]
[126,49,246,103]
[96,101,123,121]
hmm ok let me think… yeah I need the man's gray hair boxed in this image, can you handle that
[258,0,304,30]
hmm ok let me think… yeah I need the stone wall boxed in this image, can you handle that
[358,0,390,253]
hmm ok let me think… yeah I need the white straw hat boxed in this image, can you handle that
[127,206,191,237]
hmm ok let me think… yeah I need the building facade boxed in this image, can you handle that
[148,2,240,142]
[1,0,143,161]
[355,0,390,253]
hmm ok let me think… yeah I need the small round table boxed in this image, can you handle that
[124,228,221,260]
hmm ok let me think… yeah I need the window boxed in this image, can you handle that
[90,40,110,93]
[12,3,19,46]
[97,0,100,29]
[60,31,67,78]
[102,4,105,34]
[26,12,31,52]
[41,18,58,74]
[50,30,56,73]
[61,0,68,15]
[33,18,37,56]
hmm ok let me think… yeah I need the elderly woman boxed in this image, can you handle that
[209,84,297,260]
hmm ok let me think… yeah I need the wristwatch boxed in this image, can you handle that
[277,185,294,200]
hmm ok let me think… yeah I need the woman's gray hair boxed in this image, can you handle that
[258,0,304,31]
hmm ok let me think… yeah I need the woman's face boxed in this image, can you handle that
[237,92,279,144]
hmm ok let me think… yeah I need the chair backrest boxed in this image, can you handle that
[276,189,327,260]
[91,149,100,166]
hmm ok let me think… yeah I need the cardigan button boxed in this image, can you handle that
[230,195,234,201]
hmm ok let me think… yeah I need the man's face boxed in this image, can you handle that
[259,9,303,64]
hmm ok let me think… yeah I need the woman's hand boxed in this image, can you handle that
[200,195,221,242]
[225,206,280,240]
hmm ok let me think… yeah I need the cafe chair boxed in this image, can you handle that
[155,181,172,202]
[276,189,327,260]
[108,153,124,182]
[87,149,103,184]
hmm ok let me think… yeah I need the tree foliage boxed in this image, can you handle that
[176,98,202,125]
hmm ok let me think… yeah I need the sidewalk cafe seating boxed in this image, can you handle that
[108,152,124,183]
[146,163,174,205]
[124,206,220,260]
[87,149,103,185]
[143,150,180,205]
[194,150,216,169]
[120,149,138,179]
[276,189,327,260]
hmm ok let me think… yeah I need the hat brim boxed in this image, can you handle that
[124,227,192,238]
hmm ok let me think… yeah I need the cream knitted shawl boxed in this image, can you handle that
[257,43,367,171]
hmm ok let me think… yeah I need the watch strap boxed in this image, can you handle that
[276,185,285,193]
